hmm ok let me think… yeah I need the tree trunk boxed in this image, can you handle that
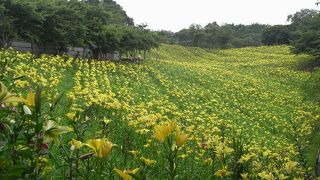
[143,49,146,60]
[31,42,34,55]
[1,33,9,48]
[55,46,59,55]
[98,48,102,60]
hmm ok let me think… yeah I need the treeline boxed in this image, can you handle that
[272,8,320,58]
[1,0,319,59]
[156,8,320,58]
[288,9,320,57]
[0,0,159,59]
[157,23,268,49]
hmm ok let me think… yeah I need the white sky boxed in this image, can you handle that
[115,0,319,32]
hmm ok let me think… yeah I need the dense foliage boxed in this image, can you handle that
[0,45,319,179]
[0,0,159,58]
[1,0,319,59]
[261,25,291,46]
[288,9,320,58]
[157,23,269,49]
[157,8,320,60]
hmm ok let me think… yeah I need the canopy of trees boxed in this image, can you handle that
[156,8,320,59]
[0,0,159,58]
[262,25,291,45]
[288,9,320,58]
[1,0,319,59]
[156,23,269,49]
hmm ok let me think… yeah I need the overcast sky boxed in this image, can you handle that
[115,0,319,32]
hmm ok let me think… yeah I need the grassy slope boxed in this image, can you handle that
[150,44,319,166]
[55,44,319,175]
[155,45,320,164]
[159,46,320,158]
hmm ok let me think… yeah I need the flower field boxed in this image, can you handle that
[0,45,319,179]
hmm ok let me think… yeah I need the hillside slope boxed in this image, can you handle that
[1,45,319,179]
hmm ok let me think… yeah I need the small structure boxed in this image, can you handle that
[67,47,85,59]
[10,41,56,55]
[106,52,120,61]
[8,40,122,60]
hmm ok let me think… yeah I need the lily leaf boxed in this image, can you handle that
[43,120,73,144]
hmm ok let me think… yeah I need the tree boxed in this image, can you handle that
[8,0,43,45]
[136,27,159,59]
[119,26,139,57]
[101,0,134,25]
[287,9,319,27]
[204,22,219,48]
[39,0,87,53]
[100,25,122,53]
[291,12,320,57]
[233,23,268,47]
[262,25,291,45]
[156,30,175,44]
[116,24,159,59]
[85,2,112,58]
[169,22,268,49]
[175,29,191,46]
[0,0,136,56]
[188,24,206,47]
[0,2,16,48]
[215,25,234,49]
[88,25,122,59]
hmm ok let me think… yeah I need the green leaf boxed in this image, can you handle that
[50,91,64,112]
[35,85,42,114]
[43,120,73,144]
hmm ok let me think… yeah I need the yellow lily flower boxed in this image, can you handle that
[129,150,139,157]
[175,129,188,147]
[66,111,76,119]
[167,121,176,132]
[24,89,35,107]
[102,117,111,125]
[69,139,84,150]
[215,142,234,159]
[140,157,156,166]
[239,154,251,163]
[241,173,249,180]
[278,174,288,180]
[86,138,114,158]
[215,166,232,177]
[153,121,176,143]
[258,171,274,180]
[113,168,140,180]
[284,160,298,173]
